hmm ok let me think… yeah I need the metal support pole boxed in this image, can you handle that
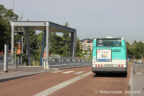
[11,22,14,61]
[45,22,49,69]
[73,31,76,58]
[21,36,23,65]
[21,36,23,54]
[4,44,9,72]
[24,28,31,66]
[71,32,73,58]
[71,31,76,59]
[40,31,46,66]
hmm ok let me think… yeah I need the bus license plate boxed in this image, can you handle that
[104,64,113,67]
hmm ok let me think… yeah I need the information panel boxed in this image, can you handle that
[97,49,111,62]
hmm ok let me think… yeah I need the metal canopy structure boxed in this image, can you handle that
[11,21,77,69]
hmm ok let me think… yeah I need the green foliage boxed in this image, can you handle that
[76,38,83,57]
[48,22,83,58]
[0,4,18,51]
[127,41,144,59]
[0,18,10,50]
[49,32,71,57]
[26,28,42,59]
[49,32,63,55]
[60,22,71,57]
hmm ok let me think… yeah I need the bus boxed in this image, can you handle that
[92,37,127,76]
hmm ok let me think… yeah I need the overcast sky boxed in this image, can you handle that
[0,0,144,41]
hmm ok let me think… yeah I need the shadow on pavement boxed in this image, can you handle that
[93,72,127,78]
[0,74,37,83]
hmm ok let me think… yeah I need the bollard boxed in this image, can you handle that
[43,59,49,70]
[4,44,9,72]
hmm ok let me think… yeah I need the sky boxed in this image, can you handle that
[0,0,144,41]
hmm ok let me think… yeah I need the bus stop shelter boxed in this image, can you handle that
[11,21,77,69]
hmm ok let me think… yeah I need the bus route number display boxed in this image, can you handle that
[97,49,111,62]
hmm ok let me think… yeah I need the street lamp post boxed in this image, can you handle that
[13,0,15,12]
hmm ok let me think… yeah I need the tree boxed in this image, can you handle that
[61,22,71,56]
[48,22,82,58]
[76,38,83,57]
[49,32,64,56]
[0,4,18,51]
[127,41,144,59]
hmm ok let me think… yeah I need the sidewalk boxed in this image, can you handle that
[133,64,144,96]
[133,73,144,96]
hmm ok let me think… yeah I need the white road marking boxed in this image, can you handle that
[136,72,142,75]
[74,71,84,74]
[63,71,74,74]
[34,71,92,96]
[51,70,63,73]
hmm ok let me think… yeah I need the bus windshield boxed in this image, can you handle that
[96,38,121,47]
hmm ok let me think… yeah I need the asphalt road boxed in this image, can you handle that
[0,66,131,96]
[50,66,131,96]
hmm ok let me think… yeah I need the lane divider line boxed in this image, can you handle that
[63,71,74,74]
[34,71,92,96]
[51,70,63,73]
[74,71,84,74]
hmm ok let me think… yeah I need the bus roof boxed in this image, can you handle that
[95,38,124,40]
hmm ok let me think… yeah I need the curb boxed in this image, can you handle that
[0,70,46,82]
[128,65,133,96]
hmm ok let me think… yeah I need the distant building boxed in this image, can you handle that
[128,41,134,45]
[80,38,93,57]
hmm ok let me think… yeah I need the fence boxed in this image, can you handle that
[0,55,3,69]
[0,55,16,71]
[42,57,92,69]
[8,56,16,68]
[132,61,144,74]
[15,56,40,66]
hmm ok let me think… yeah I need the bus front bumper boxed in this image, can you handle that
[92,67,127,73]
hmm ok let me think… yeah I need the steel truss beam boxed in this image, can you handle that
[11,21,76,69]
